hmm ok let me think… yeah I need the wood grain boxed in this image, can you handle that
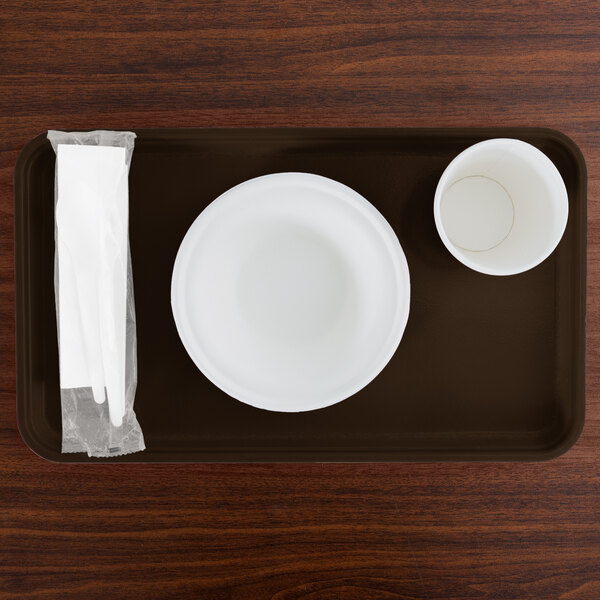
[1,1,599,598]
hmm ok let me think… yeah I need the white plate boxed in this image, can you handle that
[171,173,410,412]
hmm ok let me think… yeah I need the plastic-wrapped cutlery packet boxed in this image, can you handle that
[48,130,145,457]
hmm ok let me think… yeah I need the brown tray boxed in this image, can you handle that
[15,128,586,462]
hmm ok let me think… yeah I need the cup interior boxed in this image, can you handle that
[434,139,568,275]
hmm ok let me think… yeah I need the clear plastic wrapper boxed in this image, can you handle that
[48,130,145,457]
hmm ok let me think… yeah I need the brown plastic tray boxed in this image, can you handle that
[15,128,586,462]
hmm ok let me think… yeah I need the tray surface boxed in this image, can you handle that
[15,128,586,462]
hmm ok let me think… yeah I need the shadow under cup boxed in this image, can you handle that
[434,138,569,276]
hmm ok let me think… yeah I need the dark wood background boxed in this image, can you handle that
[1,1,599,598]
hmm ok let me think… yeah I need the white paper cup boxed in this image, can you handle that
[434,138,568,275]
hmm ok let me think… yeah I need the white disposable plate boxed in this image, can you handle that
[171,173,410,412]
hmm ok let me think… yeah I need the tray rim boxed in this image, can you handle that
[14,127,587,463]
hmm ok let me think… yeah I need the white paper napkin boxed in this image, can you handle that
[56,144,128,427]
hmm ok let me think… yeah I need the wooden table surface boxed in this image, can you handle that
[1,1,599,598]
